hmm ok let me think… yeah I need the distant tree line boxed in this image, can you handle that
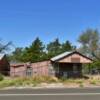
[9,38,75,63]
[0,28,100,73]
[8,28,100,64]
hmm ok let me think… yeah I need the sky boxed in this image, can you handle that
[0,0,100,49]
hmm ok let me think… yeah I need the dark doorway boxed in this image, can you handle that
[54,63,82,78]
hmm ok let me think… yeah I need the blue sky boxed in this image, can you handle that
[0,0,100,49]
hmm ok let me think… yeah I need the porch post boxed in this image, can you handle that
[58,62,59,74]
[55,62,59,77]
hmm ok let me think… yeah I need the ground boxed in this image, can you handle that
[1,75,100,89]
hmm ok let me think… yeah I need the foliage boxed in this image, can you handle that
[26,37,46,62]
[9,47,24,62]
[0,74,4,81]
[61,40,76,52]
[90,60,100,69]
[9,28,100,64]
[89,80,97,85]
[82,60,100,74]
[9,37,75,62]
[9,37,47,62]
[47,38,61,58]
[78,28,100,60]
[47,39,75,58]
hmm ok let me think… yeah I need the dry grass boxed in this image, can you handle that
[0,76,59,88]
[60,75,100,87]
[0,75,100,88]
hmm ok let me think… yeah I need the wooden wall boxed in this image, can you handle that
[59,53,92,63]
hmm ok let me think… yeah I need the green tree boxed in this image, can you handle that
[9,38,76,62]
[47,38,61,58]
[22,37,46,62]
[61,40,76,52]
[20,47,31,62]
[78,29,100,60]
[9,47,24,62]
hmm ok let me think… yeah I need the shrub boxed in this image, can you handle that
[60,77,67,82]
[79,83,84,87]
[0,80,15,88]
[75,80,83,84]
[90,80,97,85]
[0,74,4,81]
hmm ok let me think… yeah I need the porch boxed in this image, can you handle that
[51,51,93,78]
[53,62,82,78]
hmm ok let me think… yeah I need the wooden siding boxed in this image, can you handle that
[58,53,92,63]
[10,60,50,77]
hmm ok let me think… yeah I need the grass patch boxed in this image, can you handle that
[0,75,100,88]
[0,76,59,88]
[0,74,4,81]
[60,78,84,84]
[79,83,84,87]
[89,80,97,85]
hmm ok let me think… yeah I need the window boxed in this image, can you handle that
[26,67,33,77]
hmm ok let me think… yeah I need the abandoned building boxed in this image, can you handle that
[10,51,93,77]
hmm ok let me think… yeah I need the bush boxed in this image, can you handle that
[75,80,83,84]
[89,80,97,85]
[60,77,68,82]
[0,74,4,81]
[79,83,84,87]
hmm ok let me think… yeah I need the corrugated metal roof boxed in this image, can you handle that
[51,51,72,61]
[0,54,5,60]
[51,51,93,62]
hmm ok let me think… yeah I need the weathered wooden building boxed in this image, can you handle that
[10,51,93,77]
[50,51,92,77]
[10,61,50,77]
